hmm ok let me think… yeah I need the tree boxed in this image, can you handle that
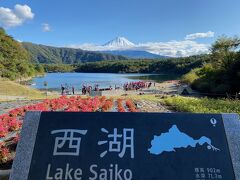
[211,36,240,70]
[0,27,43,80]
[183,36,240,95]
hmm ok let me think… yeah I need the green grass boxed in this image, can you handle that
[0,79,57,101]
[163,96,240,114]
[123,94,240,114]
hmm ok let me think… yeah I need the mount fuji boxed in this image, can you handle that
[103,37,135,47]
[100,37,168,59]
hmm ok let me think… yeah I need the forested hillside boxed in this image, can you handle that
[0,28,44,80]
[75,55,208,74]
[22,42,128,64]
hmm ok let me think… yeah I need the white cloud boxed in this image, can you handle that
[0,4,34,28]
[137,40,210,57]
[68,40,210,57]
[68,32,214,57]
[42,23,51,32]
[185,31,214,40]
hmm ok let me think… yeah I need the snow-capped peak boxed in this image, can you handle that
[103,37,135,47]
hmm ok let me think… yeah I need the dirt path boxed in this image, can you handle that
[137,100,171,112]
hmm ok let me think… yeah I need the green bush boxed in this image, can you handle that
[181,68,200,84]
[163,96,240,114]
[214,84,231,94]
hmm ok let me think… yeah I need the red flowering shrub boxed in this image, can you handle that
[126,99,138,112]
[0,115,22,137]
[0,147,11,164]
[117,99,126,112]
[0,125,8,138]
[8,118,22,131]
[0,96,140,166]
[102,99,114,112]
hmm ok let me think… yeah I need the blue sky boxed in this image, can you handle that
[0,0,240,56]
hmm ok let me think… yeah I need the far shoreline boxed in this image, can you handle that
[28,72,180,91]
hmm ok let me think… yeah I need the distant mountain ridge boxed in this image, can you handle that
[22,37,170,64]
[22,42,128,64]
[102,50,169,59]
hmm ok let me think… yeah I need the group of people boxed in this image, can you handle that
[81,85,93,95]
[82,84,113,95]
[60,81,155,95]
[61,84,75,95]
[123,81,154,91]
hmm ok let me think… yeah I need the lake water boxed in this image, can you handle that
[31,73,177,90]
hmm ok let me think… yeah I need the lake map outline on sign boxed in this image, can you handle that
[148,125,220,155]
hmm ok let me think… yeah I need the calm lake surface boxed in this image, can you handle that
[31,73,177,90]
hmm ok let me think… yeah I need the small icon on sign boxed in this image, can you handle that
[148,125,220,155]
[210,118,217,127]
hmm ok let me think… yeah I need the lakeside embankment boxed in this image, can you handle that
[0,78,58,102]
[28,72,177,91]
[1,78,240,115]
[0,79,178,114]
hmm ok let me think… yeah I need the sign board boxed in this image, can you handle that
[10,112,239,180]
[89,91,103,97]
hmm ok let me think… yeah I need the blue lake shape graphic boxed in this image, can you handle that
[148,125,220,155]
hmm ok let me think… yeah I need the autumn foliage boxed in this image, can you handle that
[0,96,138,166]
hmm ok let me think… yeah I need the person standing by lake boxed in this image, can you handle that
[61,84,65,95]
[72,86,75,95]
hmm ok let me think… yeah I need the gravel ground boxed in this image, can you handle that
[137,100,171,112]
[0,100,42,115]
